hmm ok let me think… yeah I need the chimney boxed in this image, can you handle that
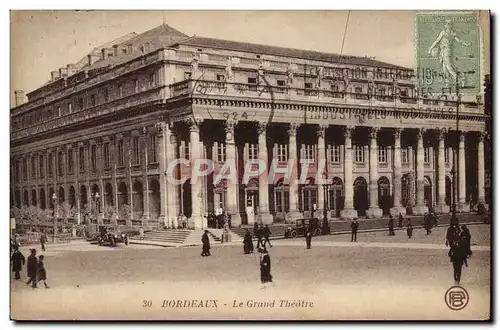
[66,64,77,76]
[14,90,25,107]
[51,70,60,81]
[101,48,113,60]
[59,67,69,77]
[113,45,118,57]
[87,54,100,66]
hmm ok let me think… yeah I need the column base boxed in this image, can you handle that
[458,203,470,213]
[390,206,407,218]
[171,217,179,229]
[140,214,150,227]
[158,215,168,228]
[190,215,203,229]
[230,213,242,227]
[413,205,429,216]
[435,204,450,214]
[366,207,383,219]
[340,208,358,220]
[286,210,303,224]
[257,212,274,225]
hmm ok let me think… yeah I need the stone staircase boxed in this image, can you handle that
[129,229,192,246]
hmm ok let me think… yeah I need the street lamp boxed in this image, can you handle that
[91,192,100,228]
[52,193,58,236]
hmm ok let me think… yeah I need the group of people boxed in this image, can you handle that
[446,223,472,285]
[11,246,49,289]
[206,212,232,229]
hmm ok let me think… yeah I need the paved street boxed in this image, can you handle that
[11,225,490,320]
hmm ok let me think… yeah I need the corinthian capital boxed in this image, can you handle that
[257,122,267,135]
[478,131,488,142]
[394,128,402,140]
[438,127,448,141]
[370,127,380,140]
[317,124,328,138]
[343,125,355,139]
[288,123,300,137]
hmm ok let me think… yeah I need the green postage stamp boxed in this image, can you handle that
[416,11,481,94]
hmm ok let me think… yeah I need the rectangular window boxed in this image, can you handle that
[104,143,110,168]
[248,77,257,85]
[216,74,225,82]
[248,144,258,160]
[378,147,387,163]
[401,148,409,164]
[305,82,313,89]
[184,143,190,160]
[68,102,73,113]
[90,95,96,107]
[118,84,123,97]
[15,160,20,181]
[118,140,124,167]
[217,144,226,162]
[31,157,36,179]
[23,159,28,180]
[58,151,64,175]
[39,156,44,179]
[355,87,363,94]
[277,80,285,86]
[329,145,340,163]
[134,79,139,93]
[77,98,84,110]
[67,150,73,174]
[79,147,85,172]
[304,145,315,161]
[331,84,339,92]
[149,73,156,86]
[354,145,365,163]
[445,148,450,163]
[48,154,53,177]
[149,136,157,163]
[104,89,109,102]
[132,136,140,165]
[277,145,288,162]
[91,145,97,170]
[57,106,61,117]
[424,147,430,164]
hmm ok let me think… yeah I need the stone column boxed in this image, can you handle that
[391,128,406,216]
[224,121,241,226]
[478,132,488,209]
[413,128,428,215]
[366,127,383,218]
[111,137,119,225]
[166,125,178,228]
[458,131,470,212]
[257,122,273,224]
[189,120,203,229]
[287,123,302,221]
[315,124,327,218]
[436,128,450,214]
[140,129,150,224]
[97,139,104,223]
[124,135,133,226]
[340,126,357,219]
[156,122,168,227]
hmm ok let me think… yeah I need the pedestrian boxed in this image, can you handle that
[423,213,432,235]
[449,237,468,285]
[305,226,312,249]
[263,224,273,248]
[201,230,211,256]
[406,219,413,239]
[40,232,47,251]
[388,215,395,236]
[36,255,49,288]
[243,229,254,254]
[398,213,403,228]
[139,227,145,240]
[11,245,25,280]
[350,219,359,242]
[26,249,38,288]
[446,223,460,248]
[256,224,264,249]
[259,248,272,289]
[460,225,472,258]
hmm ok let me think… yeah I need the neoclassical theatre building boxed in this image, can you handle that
[10,24,489,229]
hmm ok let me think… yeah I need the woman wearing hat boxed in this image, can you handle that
[259,248,272,288]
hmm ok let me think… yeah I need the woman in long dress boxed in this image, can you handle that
[243,229,254,254]
[259,248,272,288]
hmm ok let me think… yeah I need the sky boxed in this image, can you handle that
[10,10,490,102]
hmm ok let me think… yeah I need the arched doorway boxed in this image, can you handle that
[424,176,432,207]
[300,177,317,218]
[212,179,225,216]
[105,182,114,208]
[274,178,289,221]
[15,190,21,208]
[58,187,65,203]
[328,177,344,218]
[378,176,391,215]
[80,185,87,209]
[354,177,368,217]
[69,186,76,208]
[23,190,29,207]
[132,180,144,219]
[40,188,46,210]
[149,179,160,219]
[31,189,37,206]
[48,187,55,210]
[401,172,415,215]
[117,182,128,208]
[244,178,259,225]
[445,176,452,206]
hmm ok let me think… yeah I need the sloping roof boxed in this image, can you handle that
[173,36,409,70]
[85,23,188,71]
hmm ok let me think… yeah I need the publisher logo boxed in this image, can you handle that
[445,286,469,311]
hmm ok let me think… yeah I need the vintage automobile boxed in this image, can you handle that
[96,226,129,247]
[284,218,323,238]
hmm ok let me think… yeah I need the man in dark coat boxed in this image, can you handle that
[424,213,432,235]
[263,224,273,248]
[11,246,25,280]
[40,232,47,251]
[259,248,272,289]
[305,226,312,249]
[388,215,395,236]
[407,219,413,239]
[398,213,403,228]
[255,224,264,249]
[26,249,38,288]
[460,225,472,258]
[449,237,468,285]
[201,230,211,257]
[351,219,359,242]
[243,229,254,254]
